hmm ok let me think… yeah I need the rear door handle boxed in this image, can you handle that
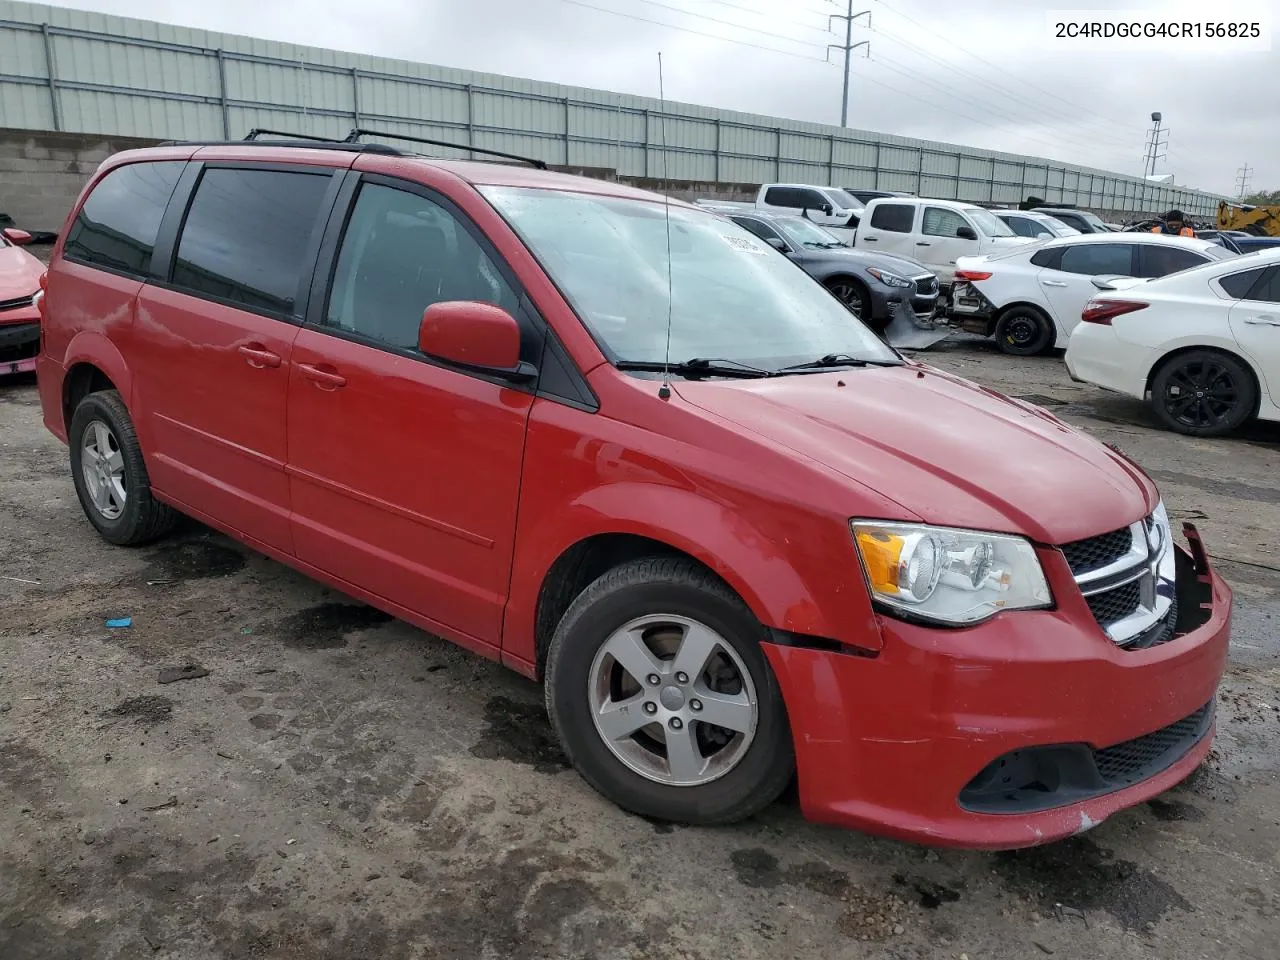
[915,241,931,246]
[238,343,281,368]
[297,362,347,390]
[1243,314,1280,326]
[1042,280,1069,288]
[863,236,878,241]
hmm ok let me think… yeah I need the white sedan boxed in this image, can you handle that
[1065,248,1280,436]
[950,233,1235,355]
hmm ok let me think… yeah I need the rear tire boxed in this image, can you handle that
[995,305,1054,356]
[1149,350,1256,437]
[545,558,794,825]
[69,390,178,546]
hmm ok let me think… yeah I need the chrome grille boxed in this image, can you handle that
[1062,528,1132,576]
[1084,579,1142,624]
[1062,509,1177,649]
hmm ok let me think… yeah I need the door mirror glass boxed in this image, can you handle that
[955,225,978,240]
[2,227,32,245]
[418,301,525,375]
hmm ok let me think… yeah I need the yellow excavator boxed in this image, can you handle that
[1217,200,1280,236]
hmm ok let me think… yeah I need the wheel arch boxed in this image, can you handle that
[60,330,132,433]
[532,533,736,679]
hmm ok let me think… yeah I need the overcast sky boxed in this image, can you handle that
[43,0,1279,196]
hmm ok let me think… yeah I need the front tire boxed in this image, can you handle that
[545,558,794,825]
[1149,350,1256,437]
[995,305,1054,356]
[826,277,874,325]
[69,390,178,545]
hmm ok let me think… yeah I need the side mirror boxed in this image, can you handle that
[765,237,788,252]
[820,203,834,216]
[2,227,32,245]
[418,301,535,382]
[955,226,978,240]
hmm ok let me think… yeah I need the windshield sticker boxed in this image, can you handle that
[722,234,768,255]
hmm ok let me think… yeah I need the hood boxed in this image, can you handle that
[674,366,1156,544]
[0,245,44,300]
[804,248,933,277]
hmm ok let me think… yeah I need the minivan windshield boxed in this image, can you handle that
[966,207,1016,237]
[482,186,898,372]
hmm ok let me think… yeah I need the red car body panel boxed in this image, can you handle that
[34,144,1231,849]
[0,233,46,375]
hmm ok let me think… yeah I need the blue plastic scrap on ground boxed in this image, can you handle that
[105,617,132,629]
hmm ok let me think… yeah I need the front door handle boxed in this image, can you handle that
[916,241,932,246]
[1243,314,1280,326]
[1042,280,1069,288]
[238,343,281,368]
[297,362,347,390]
[863,236,878,242]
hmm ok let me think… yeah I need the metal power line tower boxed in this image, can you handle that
[1235,163,1253,199]
[827,2,870,128]
[1141,111,1169,211]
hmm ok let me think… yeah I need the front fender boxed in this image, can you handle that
[503,480,883,672]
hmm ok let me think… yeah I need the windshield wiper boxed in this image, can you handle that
[615,357,775,379]
[776,353,904,373]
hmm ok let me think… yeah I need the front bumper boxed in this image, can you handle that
[764,527,1230,849]
[0,317,39,376]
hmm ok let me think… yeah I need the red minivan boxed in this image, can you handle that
[35,136,1231,849]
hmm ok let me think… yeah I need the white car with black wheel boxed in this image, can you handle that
[1065,249,1280,436]
[951,233,1235,356]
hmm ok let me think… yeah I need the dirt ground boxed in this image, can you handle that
[1,341,1277,960]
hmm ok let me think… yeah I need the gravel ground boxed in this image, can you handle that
[1,341,1277,960]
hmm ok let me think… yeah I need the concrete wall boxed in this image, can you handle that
[0,128,159,231]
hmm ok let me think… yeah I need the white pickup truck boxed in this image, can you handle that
[853,197,1034,286]
[695,184,864,237]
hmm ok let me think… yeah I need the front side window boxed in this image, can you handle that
[1000,215,1039,238]
[481,186,896,371]
[326,183,518,350]
[922,207,969,238]
[1057,243,1134,276]
[821,188,864,212]
[63,161,184,276]
[870,203,914,233]
[172,168,331,315]
[965,207,1016,237]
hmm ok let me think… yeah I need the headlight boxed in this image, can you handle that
[866,267,913,289]
[852,521,1052,625]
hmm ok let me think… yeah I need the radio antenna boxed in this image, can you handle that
[657,52,674,401]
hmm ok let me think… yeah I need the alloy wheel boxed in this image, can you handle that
[1161,359,1241,431]
[81,419,127,521]
[829,282,866,319]
[587,614,758,787]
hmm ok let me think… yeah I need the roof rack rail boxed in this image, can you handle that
[343,127,548,170]
[243,128,338,142]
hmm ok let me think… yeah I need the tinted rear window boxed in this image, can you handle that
[870,203,914,232]
[1220,267,1268,299]
[172,168,331,316]
[63,161,184,276]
